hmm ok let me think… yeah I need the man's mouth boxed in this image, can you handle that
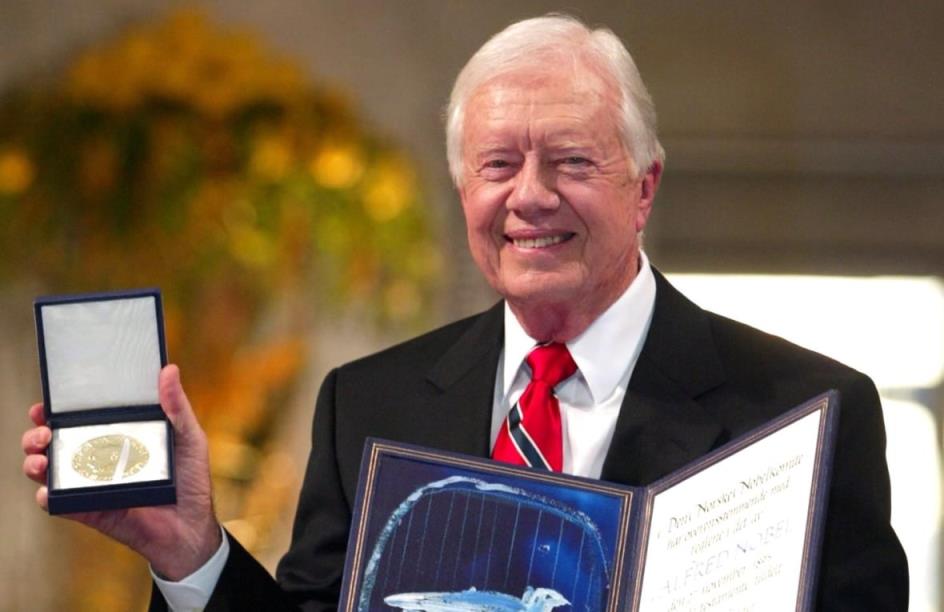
[508,233,575,249]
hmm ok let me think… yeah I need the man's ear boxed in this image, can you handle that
[635,160,663,233]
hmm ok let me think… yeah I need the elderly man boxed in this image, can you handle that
[22,14,907,611]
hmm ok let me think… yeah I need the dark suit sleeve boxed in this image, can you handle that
[147,533,302,612]
[275,367,353,607]
[149,368,351,611]
[815,373,909,611]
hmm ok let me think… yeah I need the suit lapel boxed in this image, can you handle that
[416,271,728,484]
[423,302,504,457]
[601,270,727,485]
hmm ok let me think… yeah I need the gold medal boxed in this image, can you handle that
[71,434,150,481]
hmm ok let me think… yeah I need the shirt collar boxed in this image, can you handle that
[502,250,657,403]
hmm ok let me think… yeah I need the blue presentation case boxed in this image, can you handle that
[34,288,176,515]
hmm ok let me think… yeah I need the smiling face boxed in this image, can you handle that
[459,65,661,340]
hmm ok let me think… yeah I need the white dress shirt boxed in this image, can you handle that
[152,525,229,611]
[156,251,657,609]
[492,250,656,478]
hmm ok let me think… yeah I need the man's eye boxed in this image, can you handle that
[561,156,590,165]
[484,160,510,169]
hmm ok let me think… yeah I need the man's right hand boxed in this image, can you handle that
[21,364,222,581]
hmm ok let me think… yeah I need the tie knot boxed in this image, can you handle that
[526,343,577,386]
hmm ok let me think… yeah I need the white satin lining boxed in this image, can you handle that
[42,296,161,413]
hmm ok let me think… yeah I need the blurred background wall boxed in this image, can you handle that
[1,1,941,610]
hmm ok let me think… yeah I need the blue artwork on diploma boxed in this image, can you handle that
[339,440,636,612]
[384,585,569,611]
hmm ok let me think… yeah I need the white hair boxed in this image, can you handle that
[445,13,665,187]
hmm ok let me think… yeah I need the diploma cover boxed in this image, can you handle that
[339,391,838,612]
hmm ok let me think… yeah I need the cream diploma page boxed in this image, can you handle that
[636,408,827,612]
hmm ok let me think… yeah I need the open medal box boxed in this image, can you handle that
[34,289,176,514]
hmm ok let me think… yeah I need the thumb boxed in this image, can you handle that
[159,364,200,440]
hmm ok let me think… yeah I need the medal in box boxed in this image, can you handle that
[34,289,176,514]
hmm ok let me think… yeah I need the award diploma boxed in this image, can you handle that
[634,407,831,610]
[339,392,837,612]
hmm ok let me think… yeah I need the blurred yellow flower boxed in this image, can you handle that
[120,29,162,89]
[162,8,209,49]
[261,61,305,104]
[228,224,275,268]
[67,54,110,104]
[65,8,303,113]
[362,157,415,221]
[0,148,35,195]
[250,136,294,181]
[309,142,365,189]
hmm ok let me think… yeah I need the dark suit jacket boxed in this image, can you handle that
[151,270,908,611]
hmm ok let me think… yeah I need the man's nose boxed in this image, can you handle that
[506,157,559,214]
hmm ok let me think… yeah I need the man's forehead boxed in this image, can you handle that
[463,73,620,145]
[471,65,615,107]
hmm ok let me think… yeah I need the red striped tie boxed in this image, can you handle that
[492,343,577,471]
